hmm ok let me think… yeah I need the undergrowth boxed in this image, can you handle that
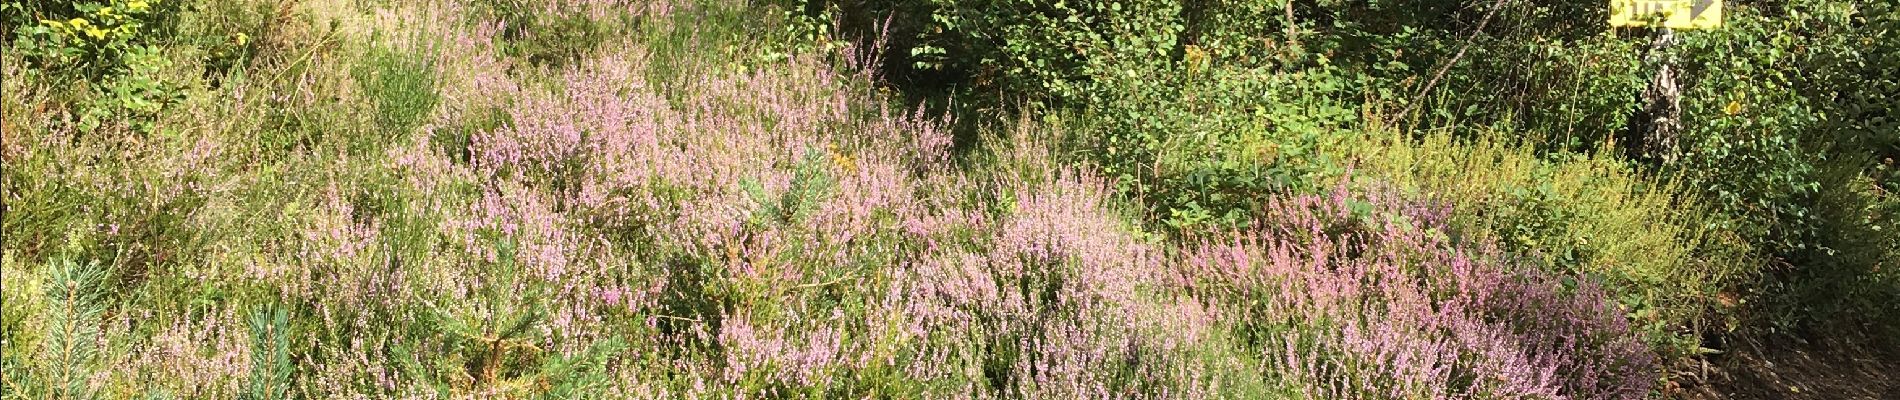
[3,0,1894,398]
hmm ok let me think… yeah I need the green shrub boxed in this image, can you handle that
[812,0,1900,337]
[810,0,1649,149]
[801,0,1648,222]
[10,0,187,132]
[911,0,1182,103]
[185,0,277,79]
[473,0,616,67]
[1668,0,1900,329]
[353,44,439,142]
[1059,59,1358,230]
[11,0,175,74]
[1323,131,1757,351]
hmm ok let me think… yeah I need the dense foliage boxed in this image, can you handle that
[1,0,1894,398]
[804,0,1897,332]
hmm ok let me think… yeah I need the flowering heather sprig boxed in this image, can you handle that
[290,182,412,310]
[440,183,579,282]
[719,312,850,389]
[807,151,916,248]
[134,308,253,397]
[835,14,893,82]
[304,183,380,263]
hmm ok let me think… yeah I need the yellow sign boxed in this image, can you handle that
[1610,0,1723,29]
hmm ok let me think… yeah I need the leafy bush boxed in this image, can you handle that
[1668,0,1900,328]
[1063,56,1358,230]
[811,0,1650,148]
[12,0,172,73]
[9,0,187,132]
[799,0,1646,222]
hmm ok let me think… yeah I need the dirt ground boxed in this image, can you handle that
[1674,332,1898,400]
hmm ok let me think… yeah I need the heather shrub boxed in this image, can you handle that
[879,132,1227,398]
[0,97,218,291]
[368,4,1229,394]
[1179,186,1657,399]
[1323,131,1757,351]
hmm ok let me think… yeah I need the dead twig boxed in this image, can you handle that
[1399,0,1514,121]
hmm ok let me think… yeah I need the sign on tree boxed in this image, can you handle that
[1610,0,1722,29]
